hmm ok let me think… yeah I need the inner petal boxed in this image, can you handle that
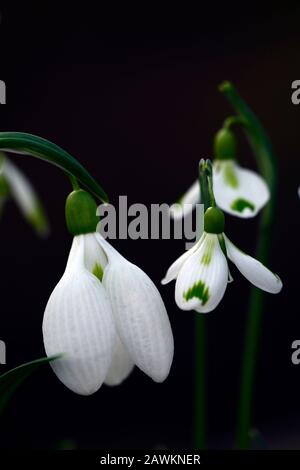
[83,233,108,277]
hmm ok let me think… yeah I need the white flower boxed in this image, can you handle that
[170,160,270,220]
[43,232,174,395]
[162,209,282,313]
[0,155,49,235]
[213,160,269,217]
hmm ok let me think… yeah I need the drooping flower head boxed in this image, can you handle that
[163,205,282,313]
[43,189,174,395]
[170,128,269,220]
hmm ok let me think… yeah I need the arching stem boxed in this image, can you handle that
[219,81,278,449]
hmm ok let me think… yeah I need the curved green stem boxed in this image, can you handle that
[0,132,109,202]
[223,115,246,130]
[219,81,278,449]
[69,175,80,191]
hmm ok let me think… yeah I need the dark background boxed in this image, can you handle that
[0,4,299,449]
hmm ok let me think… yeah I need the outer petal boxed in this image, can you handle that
[213,160,270,218]
[104,335,135,386]
[175,233,228,313]
[224,235,282,294]
[161,233,205,285]
[96,234,174,383]
[2,157,49,235]
[169,179,200,219]
[42,235,115,395]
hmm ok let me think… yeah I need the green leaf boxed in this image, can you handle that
[0,355,60,414]
[0,132,109,203]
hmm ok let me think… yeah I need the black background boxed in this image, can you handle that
[0,3,299,450]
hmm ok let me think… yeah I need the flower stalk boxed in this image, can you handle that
[219,81,278,449]
[195,159,213,450]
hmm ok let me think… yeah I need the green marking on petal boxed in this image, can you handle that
[231,198,255,213]
[183,281,210,305]
[223,162,239,188]
[201,237,215,265]
[92,263,104,281]
[201,251,212,265]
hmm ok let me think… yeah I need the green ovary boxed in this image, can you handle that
[92,263,104,281]
[184,281,210,306]
[231,198,255,213]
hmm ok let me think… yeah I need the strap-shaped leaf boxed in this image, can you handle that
[0,355,60,414]
[0,132,108,202]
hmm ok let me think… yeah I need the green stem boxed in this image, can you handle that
[194,314,206,450]
[223,115,245,130]
[198,159,210,211]
[219,82,278,449]
[0,132,108,202]
[69,175,80,191]
[194,159,215,450]
[206,160,216,207]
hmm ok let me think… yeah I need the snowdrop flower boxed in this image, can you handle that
[43,189,174,395]
[162,206,282,313]
[0,153,49,235]
[170,129,269,220]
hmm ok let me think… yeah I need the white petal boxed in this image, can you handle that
[169,179,200,219]
[175,233,228,313]
[96,234,174,382]
[224,235,282,294]
[213,160,270,218]
[64,236,82,273]
[104,335,135,386]
[2,157,49,235]
[42,235,115,395]
[161,233,205,285]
